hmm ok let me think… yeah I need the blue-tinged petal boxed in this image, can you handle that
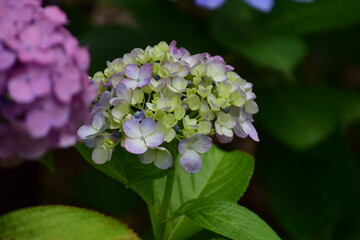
[242,120,260,142]
[77,125,97,139]
[92,112,105,130]
[92,147,112,164]
[125,138,147,154]
[178,138,189,155]
[140,118,157,137]
[123,119,142,138]
[189,134,212,153]
[244,0,274,13]
[233,122,247,138]
[145,132,164,148]
[216,133,233,143]
[195,0,226,10]
[180,149,202,173]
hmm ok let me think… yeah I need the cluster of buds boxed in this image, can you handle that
[78,41,258,173]
[0,0,95,160]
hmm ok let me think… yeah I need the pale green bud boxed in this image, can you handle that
[174,107,186,120]
[198,121,212,135]
[199,101,215,121]
[184,94,201,111]
[197,84,213,98]
[230,91,246,107]
[132,89,144,104]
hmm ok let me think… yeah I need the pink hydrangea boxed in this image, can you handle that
[0,0,95,160]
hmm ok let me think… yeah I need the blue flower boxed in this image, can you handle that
[195,0,314,12]
[195,0,226,10]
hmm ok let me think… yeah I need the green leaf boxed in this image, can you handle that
[76,143,169,188]
[158,146,254,240]
[210,17,306,75]
[177,198,281,240]
[257,86,360,150]
[233,35,306,76]
[0,205,139,240]
[269,0,360,35]
[39,152,55,173]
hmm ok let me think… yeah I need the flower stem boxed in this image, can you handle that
[157,167,175,239]
[157,142,177,240]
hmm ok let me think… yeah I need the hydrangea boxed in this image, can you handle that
[195,0,314,12]
[0,0,95,160]
[78,41,259,173]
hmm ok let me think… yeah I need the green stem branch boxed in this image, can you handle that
[157,142,178,240]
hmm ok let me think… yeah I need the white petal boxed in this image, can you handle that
[154,147,173,169]
[242,120,259,142]
[180,149,202,174]
[138,149,156,164]
[92,112,105,130]
[125,138,147,154]
[145,132,164,148]
[189,134,212,153]
[92,147,112,164]
[77,125,97,139]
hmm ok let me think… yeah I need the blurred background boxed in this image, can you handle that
[1,0,360,239]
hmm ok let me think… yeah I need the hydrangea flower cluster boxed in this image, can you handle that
[78,41,259,173]
[0,0,95,160]
[195,0,314,12]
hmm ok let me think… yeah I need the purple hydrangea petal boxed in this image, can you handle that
[139,64,153,80]
[216,133,233,143]
[0,0,94,161]
[140,118,157,137]
[180,149,202,173]
[92,147,112,164]
[195,0,226,9]
[43,6,68,25]
[125,64,140,79]
[8,74,34,103]
[137,77,151,88]
[123,119,142,138]
[26,107,52,138]
[53,66,81,103]
[144,132,164,148]
[0,45,16,71]
[121,78,138,90]
[124,138,147,154]
[244,0,274,13]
